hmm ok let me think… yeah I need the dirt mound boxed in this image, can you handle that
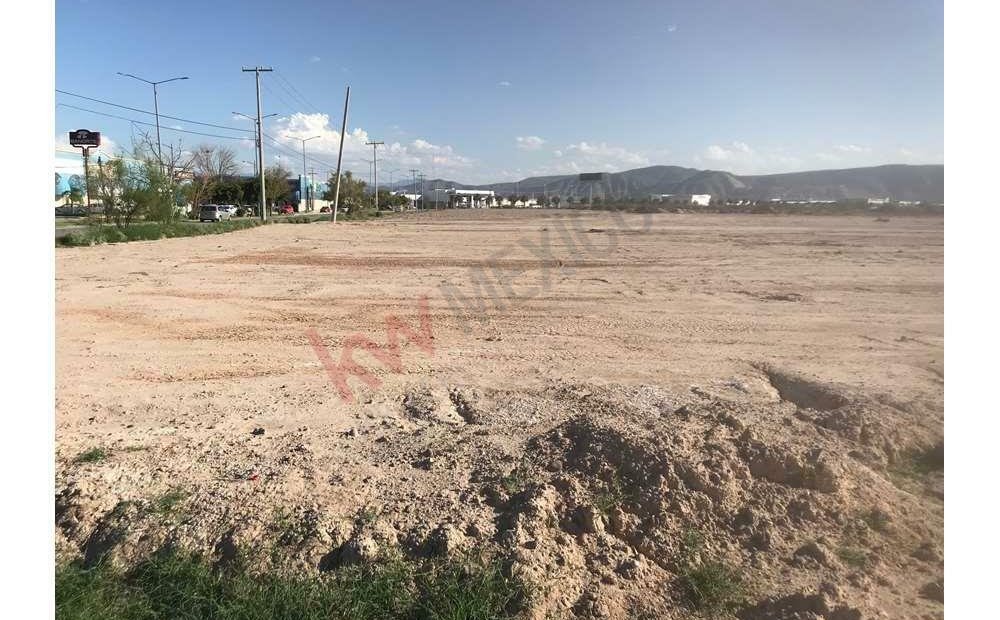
[55,378,943,619]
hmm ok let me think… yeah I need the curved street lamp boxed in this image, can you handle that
[116,72,189,166]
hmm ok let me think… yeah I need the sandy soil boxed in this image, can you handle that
[55,210,944,619]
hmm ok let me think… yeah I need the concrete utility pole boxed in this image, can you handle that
[116,72,188,169]
[308,168,316,211]
[365,140,383,211]
[242,66,272,221]
[418,173,427,209]
[234,111,276,190]
[409,169,419,209]
[332,86,350,223]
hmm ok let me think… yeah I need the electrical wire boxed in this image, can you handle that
[57,103,252,141]
[55,89,251,133]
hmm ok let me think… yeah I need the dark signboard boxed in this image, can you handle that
[579,172,605,181]
[69,129,101,147]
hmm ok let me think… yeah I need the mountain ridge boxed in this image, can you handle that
[394,163,943,202]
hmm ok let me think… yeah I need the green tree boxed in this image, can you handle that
[67,175,86,205]
[322,170,367,211]
[264,164,293,207]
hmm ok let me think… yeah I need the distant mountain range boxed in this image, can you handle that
[395,164,943,203]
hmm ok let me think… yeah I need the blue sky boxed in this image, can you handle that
[55,0,943,184]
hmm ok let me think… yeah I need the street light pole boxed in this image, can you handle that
[234,111,276,215]
[234,111,276,187]
[116,72,188,167]
[296,135,320,211]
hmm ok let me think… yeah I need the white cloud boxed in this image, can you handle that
[702,141,753,162]
[694,141,806,174]
[309,55,321,63]
[268,112,474,179]
[518,141,651,176]
[835,144,871,153]
[667,24,677,32]
[497,80,511,87]
[516,135,546,150]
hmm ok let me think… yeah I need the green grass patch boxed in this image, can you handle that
[860,508,890,533]
[57,219,264,247]
[73,447,108,464]
[56,550,529,620]
[837,546,868,570]
[676,528,747,615]
[152,489,187,517]
[680,561,747,616]
[888,441,944,486]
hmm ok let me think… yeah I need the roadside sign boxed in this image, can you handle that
[69,129,101,147]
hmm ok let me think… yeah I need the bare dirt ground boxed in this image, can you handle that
[55,210,944,619]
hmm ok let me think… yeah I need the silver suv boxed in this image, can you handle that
[199,205,231,222]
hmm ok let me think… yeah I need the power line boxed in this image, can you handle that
[260,81,300,117]
[55,89,251,133]
[56,103,252,141]
[273,71,323,116]
[261,132,336,169]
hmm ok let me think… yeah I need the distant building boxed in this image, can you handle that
[394,192,421,208]
[867,197,891,205]
[650,193,712,206]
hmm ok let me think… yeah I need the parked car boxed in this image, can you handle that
[199,205,231,222]
[279,205,295,215]
[319,206,331,213]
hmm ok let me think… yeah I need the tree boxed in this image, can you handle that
[322,170,367,211]
[55,173,62,199]
[264,164,293,207]
[68,175,86,205]
[552,195,561,208]
[184,146,238,216]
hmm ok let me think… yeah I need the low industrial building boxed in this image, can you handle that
[649,193,712,206]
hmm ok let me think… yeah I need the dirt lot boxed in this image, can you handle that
[55,210,943,619]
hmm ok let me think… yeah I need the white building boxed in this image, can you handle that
[650,193,712,206]
[867,197,891,205]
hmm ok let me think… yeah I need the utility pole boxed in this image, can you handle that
[234,111,276,197]
[242,66,272,221]
[332,86,350,223]
[418,173,427,209]
[308,168,316,211]
[116,72,188,169]
[409,169,418,209]
[365,140,383,211]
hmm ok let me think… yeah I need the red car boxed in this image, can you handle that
[277,205,294,215]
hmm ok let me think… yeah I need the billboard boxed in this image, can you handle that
[579,172,605,181]
[69,129,101,147]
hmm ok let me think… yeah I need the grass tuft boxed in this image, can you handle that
[74,447,108,464]
[680,561,747,616]
[676,527,746,615]
[56,549,528,620]
[57,219,264,247]
[152,489,187,517]
[837,546,868,570]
